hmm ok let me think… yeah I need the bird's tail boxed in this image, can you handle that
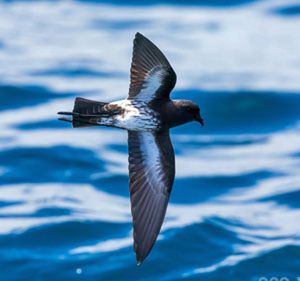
[58,97,108,128]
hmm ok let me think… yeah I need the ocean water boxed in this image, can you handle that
[1,0,300,280]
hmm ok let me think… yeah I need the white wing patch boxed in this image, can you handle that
[139,132,164,192]
[134,68,164,102]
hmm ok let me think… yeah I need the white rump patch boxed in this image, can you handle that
[111,100,160,131]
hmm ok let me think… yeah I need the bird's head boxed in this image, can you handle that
[177,100,204,126]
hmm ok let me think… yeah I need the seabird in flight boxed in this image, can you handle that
[58,32,204,264]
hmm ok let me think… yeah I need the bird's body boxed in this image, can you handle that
[102,99,161,131]
[58,32,204,264]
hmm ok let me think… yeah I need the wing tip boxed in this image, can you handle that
[136,253,146,266]
[135,32,143,38]
[134,32,146,47]
[134,240,148,265]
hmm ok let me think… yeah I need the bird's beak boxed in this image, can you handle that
[195,115,204,126]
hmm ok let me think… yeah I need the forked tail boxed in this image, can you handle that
[58,97,108,128]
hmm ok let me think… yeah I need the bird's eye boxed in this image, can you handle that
[186,107,192,113]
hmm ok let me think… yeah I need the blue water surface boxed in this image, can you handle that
[0,0,300,280]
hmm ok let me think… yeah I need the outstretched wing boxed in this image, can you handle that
[127,130,175,264]
[128,32,177,102]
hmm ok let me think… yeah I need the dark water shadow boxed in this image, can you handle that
[171,170,281,204]
[271,4,300,16]
[174,135,268,153]
[0,145,105,185]
[93,175,129,197]
[31,68,125,78]
[292,151,300,158]
[0,220,129,250]
[91,19,151,30]
[16,120,67,130]
[172,89,300,135]
[0,85,72,112]
[260,189,300,209]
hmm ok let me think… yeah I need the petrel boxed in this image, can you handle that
[58,32,204,264]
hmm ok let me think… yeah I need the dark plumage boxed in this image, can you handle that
[58,32,204,264]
